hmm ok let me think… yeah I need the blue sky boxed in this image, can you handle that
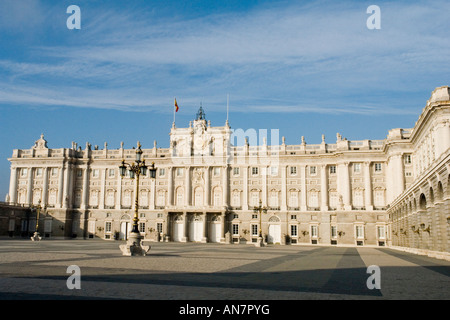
[0,0,449,199]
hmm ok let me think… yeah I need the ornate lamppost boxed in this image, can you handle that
[118,141,157,256]
[30,200,45,241]
[253,199,267,247]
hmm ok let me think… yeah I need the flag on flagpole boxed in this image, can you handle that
[174,98,179,112]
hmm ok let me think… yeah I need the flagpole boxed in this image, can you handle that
[173,97,176,125]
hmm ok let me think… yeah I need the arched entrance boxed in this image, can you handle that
[268,215,281,244]
[189,215,203,242]
[173,215,184,242]
[119,214,131,240]
[210,215,221,243]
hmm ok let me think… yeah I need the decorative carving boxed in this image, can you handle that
[193,167,204,183]
[33,134,48,150]
[268,215,280,222]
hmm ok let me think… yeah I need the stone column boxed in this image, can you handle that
[62,164,71,208]
[243,166,248,210]
[165,213,170,242]
[393,154,405,199]
[57,165,64,208]
[8,166,18,204]
[364,161,373,210]
[338,162,351,210]
[68,165,75,209]
[42,167,49,206]
[181,212,187,242]
[168,167,173,206]
[99,168,106,210]
[150,178,156,210]
[81,165,89,210]
[300,165,307,211]
[26,167,33,205]
[220,213,226,242]
[202,213,208,243]
[320,164,328,211]
[281,165,287,211]
[222,166,229,207]
[185,166,191,206]
[204,166,210,206]
[116,172,122,209]
[262,166,268,207]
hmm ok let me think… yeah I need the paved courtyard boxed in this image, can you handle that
[0,239,449,300]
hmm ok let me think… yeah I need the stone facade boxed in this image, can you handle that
[388,86,450,259]
[4,87,450,255]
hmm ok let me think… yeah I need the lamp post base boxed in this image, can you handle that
[254,236,265,247]
[31,232,42,241]
[119,232,151,256]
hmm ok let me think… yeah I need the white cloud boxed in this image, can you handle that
[0,0,448,114]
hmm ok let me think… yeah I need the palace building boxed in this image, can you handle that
[4,86,450,257]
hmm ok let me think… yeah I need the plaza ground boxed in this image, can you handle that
[0,240,448,300]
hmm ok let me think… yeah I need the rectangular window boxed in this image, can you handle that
[270,166,278,176]
[232,224,239,235]
[252,214,258,219]
[289,192,298,208]
[354,163,361,173]
[158,168,165,177]
[35,168,42,177]
[176,168,183,176]
[232,192,240,206]
[51,168,58,176]
[290,215,297,220]
[404,154,412,164]
[233,214,239,219]
[290,166,297,175]
[139,222,146,233]
[309,166,316,175]
[251,192,259,207]
[233,167,240,176]
[311,225,318,237]
[77,169,83,177]
[374,163,382,172]
[377,226,385,239]
[92,169,99,178]
[331,226,337,238]
[157,222,163,233]
[105,222,112,233]
[329,166,336,174]
[109,169,115,177]
[251,224,258,236]
[356,225,364,239]
[290,225,298,237]
[157,193,165,206]
[213,167,220,176]
[252,167,259,175]
[21,168,28,177]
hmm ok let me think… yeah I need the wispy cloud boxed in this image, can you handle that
[0,0,448,114]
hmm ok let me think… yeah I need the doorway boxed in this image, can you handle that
[120,222,130,240]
